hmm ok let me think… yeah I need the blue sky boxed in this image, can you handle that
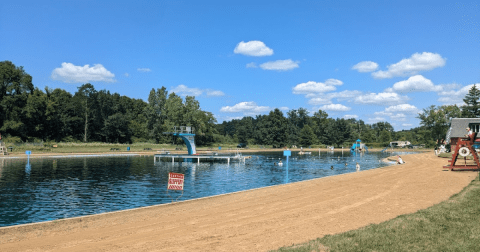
[1,0,479,130]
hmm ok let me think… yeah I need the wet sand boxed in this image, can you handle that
[0,152,475,252]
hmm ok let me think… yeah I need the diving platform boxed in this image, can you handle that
[164,126,196,155]
[154,153,246,164]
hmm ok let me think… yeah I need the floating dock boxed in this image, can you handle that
[154,153,246,164]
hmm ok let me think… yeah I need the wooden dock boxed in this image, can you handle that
[154,153,246,164]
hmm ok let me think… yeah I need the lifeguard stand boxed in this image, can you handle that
[444,123,480,171]
[164,126,196,155]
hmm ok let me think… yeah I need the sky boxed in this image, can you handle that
[1,0,479,130]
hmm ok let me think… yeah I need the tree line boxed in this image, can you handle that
[1,60,478,147]
[0,61,216,145]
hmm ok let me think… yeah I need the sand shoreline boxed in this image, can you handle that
[1,151,469,252]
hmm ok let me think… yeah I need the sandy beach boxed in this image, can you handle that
[0,151,475,251]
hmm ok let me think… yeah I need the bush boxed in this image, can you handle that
[3,135,22,144]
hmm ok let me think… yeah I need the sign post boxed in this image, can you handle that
[25,150,31,174]
[167,172,185,202]
[283,150,291,184]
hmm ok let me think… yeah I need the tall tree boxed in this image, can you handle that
[73,83,97,142]
[461,84,480,118]
[0,61,34,139]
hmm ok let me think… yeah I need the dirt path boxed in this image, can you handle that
[0,152,476,251]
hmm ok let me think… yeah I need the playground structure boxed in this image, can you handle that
[444,131,480,171]
[351,139,368,152]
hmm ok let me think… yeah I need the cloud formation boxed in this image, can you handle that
[51,62,115,83]
[137,68,151,72]
[171,84,225,97]
[437,83,480,105]
[220,101,270,113]
[373,103,419,122]
[260,59,299,71]
[385,75,442,93]
[293,79,343,95]
[234,41,274,56]
[354,92,409,105]
[352,61,379,72]
[372,52,446,79]
[319,104,351,111]
[344,114,358,119]
[384,104,419,113]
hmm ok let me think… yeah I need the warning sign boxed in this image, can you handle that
[167,172,185,190]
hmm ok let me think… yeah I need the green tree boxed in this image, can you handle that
[0,61,34,139]
[73,83,97,142]
[379,130,392,144]
[146,87,168,143]
[417,105,461,141]
[461,84,480,118]
[299,124,316,147]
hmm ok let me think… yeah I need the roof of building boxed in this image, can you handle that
[448,118,480,139]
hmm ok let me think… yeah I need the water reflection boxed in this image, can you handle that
[0,151,409,227]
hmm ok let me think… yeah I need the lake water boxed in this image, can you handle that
[0,151,407,227]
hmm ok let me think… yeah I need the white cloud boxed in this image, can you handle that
[372,52,446,79]
[51,62,115,83]
[279,106,289,111]
[220,101,270,113]
[368,117,386,123]
[260,59,299,71]
[319,104,351,111]
[206,89,225,97]
[171,84,225,97]
[171,84,203,96]
[402,123,413,127]
[384,104,419,113]
[344,114,358,119]
[137,68,151,72]
[390,113,407,121]
[325,78,344,86]
[374,104,418,122]
[293,79,342,95]
[354,92,409,105]
[352,61,379,72]
[374,111,393,116]
[246,62,257,68]
[387,75,441,93]
[124,73,129,77]
[327,90,362,100]
[234,41,274,56]
[308,97,332,105]
[437,83,480,105]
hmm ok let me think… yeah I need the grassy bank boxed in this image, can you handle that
[1,142,288,154]
[273,174,480,252]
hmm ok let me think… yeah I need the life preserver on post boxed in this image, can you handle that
[459,147,470,157]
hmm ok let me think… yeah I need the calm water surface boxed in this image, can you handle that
[0,151,408,227]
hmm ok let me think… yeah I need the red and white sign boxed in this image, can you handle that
[167,172,185,190]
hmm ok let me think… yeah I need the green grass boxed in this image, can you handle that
[273,175,480,252]
[1,142,281,154]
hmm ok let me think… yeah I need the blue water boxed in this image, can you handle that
[0,151,406,227]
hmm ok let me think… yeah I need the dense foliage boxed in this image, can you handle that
[0,61,216,145]
[1,61,478,147]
